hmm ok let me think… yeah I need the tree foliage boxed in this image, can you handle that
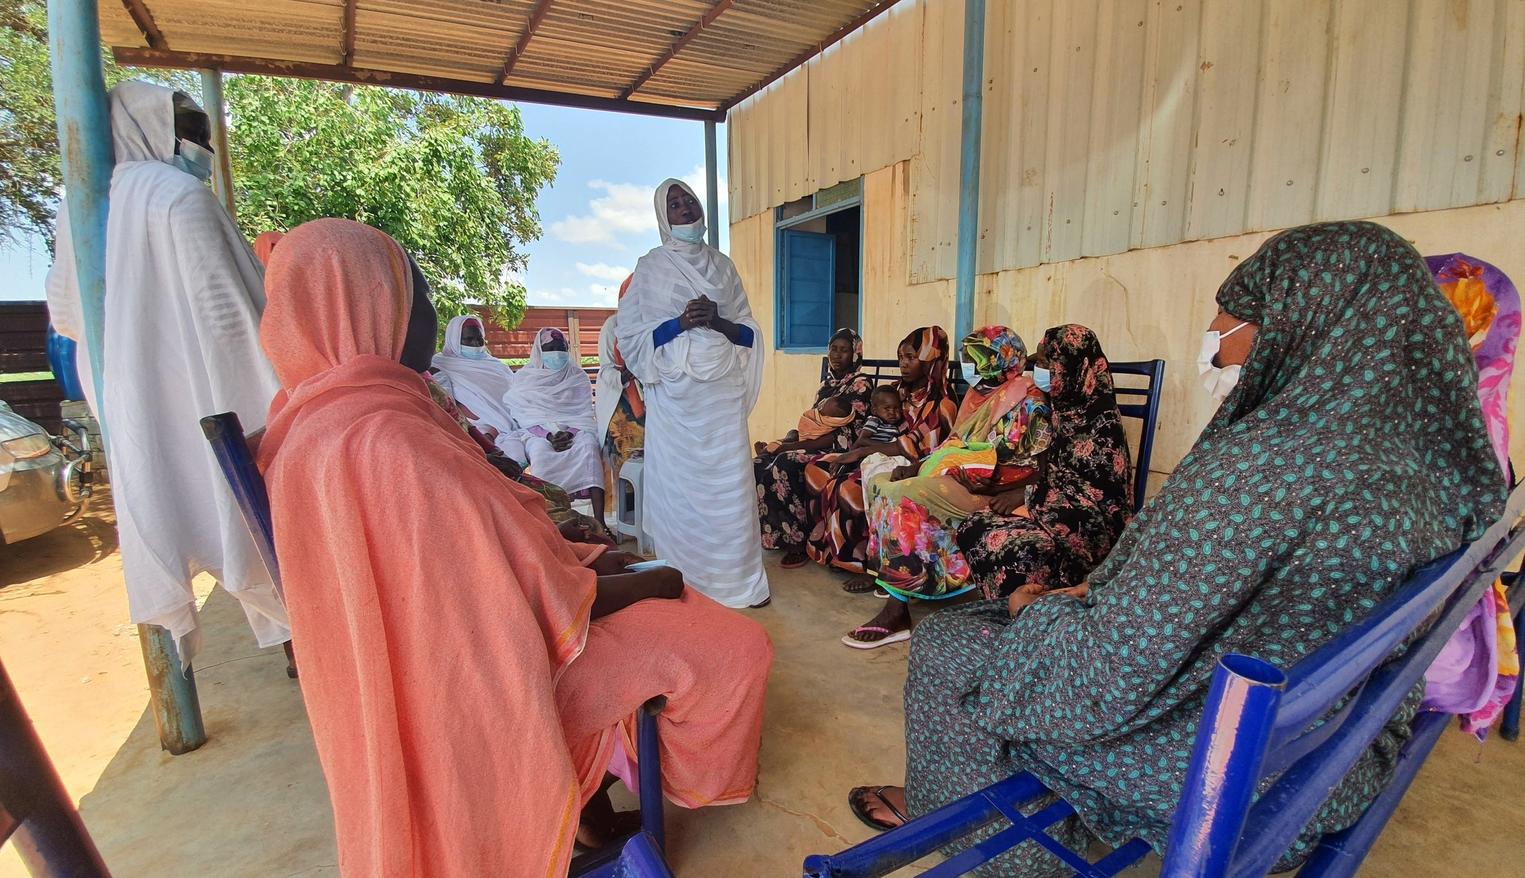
[0,1,558,327]
[227,78,556,327]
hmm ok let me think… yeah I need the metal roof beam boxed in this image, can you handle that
[340,0,357,66]
[497,0,554,84]
[112,47,727,122]
[620,0,734,100]
[119,0,165,50]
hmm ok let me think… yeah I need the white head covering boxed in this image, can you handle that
[504,328,596,432]
[110,80,182,164]
[430,315,519,436]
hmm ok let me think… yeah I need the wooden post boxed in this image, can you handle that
[566,310,582,361]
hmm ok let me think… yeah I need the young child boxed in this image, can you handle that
[763,394,855,454]
[854,385,914,484]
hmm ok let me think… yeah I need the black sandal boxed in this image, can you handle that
[848,785,909,833]
[842,575,880,594]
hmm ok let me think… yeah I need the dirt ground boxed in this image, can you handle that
[1,496,1522,877]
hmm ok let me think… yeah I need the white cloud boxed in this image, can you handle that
[528,283,618,308]
[549,180,652,244]
[575,262,632,283]
[549,168,730,245]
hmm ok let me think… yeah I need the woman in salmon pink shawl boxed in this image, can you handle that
[257,218,772,878]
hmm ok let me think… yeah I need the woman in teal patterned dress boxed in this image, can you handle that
[846,221,1505,874]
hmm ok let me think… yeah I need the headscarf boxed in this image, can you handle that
[257,217,598,877]
[399,254,437,373]
[504,327,597,432]
[829,327,865,375]
[253,231,284,266]
[109,80,179,165]
[896,325,953,453]
[1427,253,1520,481]
[976,221,1505,855]
[953,325,1034,440]
[1024,324,1133,587]
[431,314,518,434]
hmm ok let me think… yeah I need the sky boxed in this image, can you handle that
[0,102,729,309]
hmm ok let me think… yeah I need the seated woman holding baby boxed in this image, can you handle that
[843,326,1052,648]
[755,328,873,568]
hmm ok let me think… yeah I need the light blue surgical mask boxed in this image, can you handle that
[670,219,707,244]
[959,361,980,388]
[1032,366,1052,393]
[461,344,490,360]
[173,139,214,181]
[541,350,571,372]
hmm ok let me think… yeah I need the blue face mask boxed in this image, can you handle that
[959,361,980,388]
[173,139,214,181]
[541,350,571,372]
[669,219,706,244]
[1032,366,1052,393]
[461,344,490,360]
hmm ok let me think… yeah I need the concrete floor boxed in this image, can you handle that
[1,498,1522,877]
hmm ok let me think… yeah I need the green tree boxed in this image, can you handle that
[228,78,556,327]
[0,1,558,327]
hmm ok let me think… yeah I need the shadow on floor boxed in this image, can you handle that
[76,586,336,878]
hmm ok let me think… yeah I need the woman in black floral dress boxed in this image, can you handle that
[955,324,1134,600]
[755,328,872,568]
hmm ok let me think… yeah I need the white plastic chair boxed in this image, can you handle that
[616,454,652,555]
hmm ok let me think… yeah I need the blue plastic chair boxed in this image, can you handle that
[804,481,1525,878]
[819,356,1165,512]
[199,412,669,861]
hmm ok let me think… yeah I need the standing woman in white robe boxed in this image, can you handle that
[46,81,290,663]
[615,180,770,608]
[430,315,525,464]
[503,327,610,533]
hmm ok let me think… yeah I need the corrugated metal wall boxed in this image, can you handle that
[728,0,1525,279]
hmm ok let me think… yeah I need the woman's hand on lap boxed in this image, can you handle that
[890,465,919,482]
[990,490,1027,516]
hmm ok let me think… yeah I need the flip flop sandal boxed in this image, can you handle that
[780,553,809,570]
[842,577,880,594]
[840,626,911,649]
[848,786,910,832]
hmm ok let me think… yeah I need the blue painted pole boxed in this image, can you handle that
[704,120,720,248]
[953,0,986,346]
[47,0,112,433]
[637,697,666,851]
[1159,654,1285,878]
[48,0,206,755]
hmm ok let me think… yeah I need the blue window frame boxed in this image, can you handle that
[779,229,835,349]
[774,178,862,352]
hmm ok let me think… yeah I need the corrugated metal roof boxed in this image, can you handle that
[103,0,905,121]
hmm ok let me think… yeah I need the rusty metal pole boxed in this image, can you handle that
[49,0,207,756]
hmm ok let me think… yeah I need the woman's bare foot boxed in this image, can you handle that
[842,574,881,594]
[848,785,909,831]
[847,600,911,643]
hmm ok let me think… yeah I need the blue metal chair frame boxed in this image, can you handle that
[0,656,112,878]
[199,413,668,865]
[804,482,1525,878]
[819,357,1165,512]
